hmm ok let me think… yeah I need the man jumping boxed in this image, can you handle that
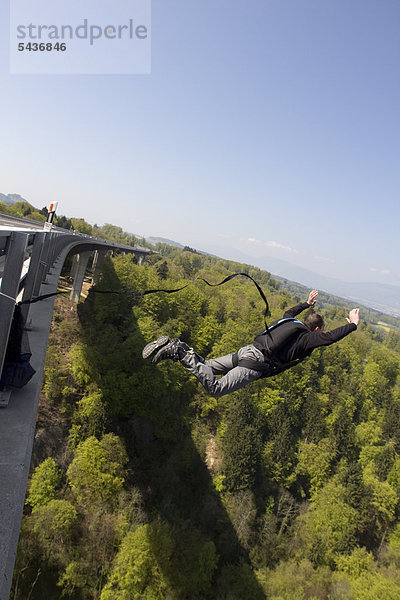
[142,290,360,398]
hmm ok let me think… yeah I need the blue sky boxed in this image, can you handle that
[1,0,399,286]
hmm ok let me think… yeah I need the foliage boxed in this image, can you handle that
[257,559,332,600]
[12,241,400,600]
[296,437,336,496]
[222,397,263,492]
[100,521,174,600]
[32,499,77,546]
[299,480,360,567]
[71,218,93,235]
[101,520,217,600]
[0,200,45,222]
[67,434,128,508]
[26,457,61,512]
[69,390,106,446]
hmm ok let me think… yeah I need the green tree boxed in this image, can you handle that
[257,559,333,600]
[359,361,391,414]
[67,434,128,507]
[71,218,93,235]
[363,465,398,534]
[346,571,400,600]
[328,402,357,460]
[222,397,263,491]
[192,314,223,356]
[156,260,169,280]
[69,390,106,446]
[216,560,265,600]
[100,521,174,600]
[296,437,336,497]
[263,401,296,486]
[31,499,77,562]
[26,457,61,512]
[300,480,359,567]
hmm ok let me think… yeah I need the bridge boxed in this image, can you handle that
[0,213,153,600]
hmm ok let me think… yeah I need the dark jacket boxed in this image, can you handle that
[272,302,357,363]
[240,302,357,377]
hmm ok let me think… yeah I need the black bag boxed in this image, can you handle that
[0,305,36,389]
[0,353,36,388]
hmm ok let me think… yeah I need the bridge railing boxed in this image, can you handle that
[0,231,32,382]
[0,219,153,402]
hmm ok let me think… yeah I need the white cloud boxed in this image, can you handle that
[246,237,298,253]
[314,255,334,263]
[266,241,298,253]
[369,267,391,275]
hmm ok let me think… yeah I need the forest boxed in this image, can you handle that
[6,220,400,599]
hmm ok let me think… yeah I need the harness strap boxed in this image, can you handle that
[236,358,271,372]
[234,356,306,377]
[232,352,239,368]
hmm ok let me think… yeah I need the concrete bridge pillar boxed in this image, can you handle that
[69,252,78,280]
[70,252,91,303]
[92,249,107,285]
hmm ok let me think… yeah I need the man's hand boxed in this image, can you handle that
[346,308,360,326]
[307,290,318,306]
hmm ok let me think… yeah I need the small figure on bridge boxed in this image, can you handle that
[142,290,360,398]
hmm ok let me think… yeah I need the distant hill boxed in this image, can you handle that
[147,236,217,257]
[0,193,28,205]
[256,257,400,318]
[146,236,185,248]
[146,237,400,318]
[242,253,400,318]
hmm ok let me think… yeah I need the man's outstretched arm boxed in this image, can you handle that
[283,289,319,319]
[299,308,360,352]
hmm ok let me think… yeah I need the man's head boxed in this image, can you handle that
[304,312,325,331]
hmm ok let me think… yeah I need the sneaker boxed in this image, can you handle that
[152,339,189,364]
[142,335,170,359]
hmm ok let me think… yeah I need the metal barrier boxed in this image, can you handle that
[0,214,153,404]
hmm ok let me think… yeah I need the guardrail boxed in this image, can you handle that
[0,213,153,404]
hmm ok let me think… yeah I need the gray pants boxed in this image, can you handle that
[180,344,265,398]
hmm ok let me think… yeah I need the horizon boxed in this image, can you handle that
[2,190,400,306]
[1,0,399,289]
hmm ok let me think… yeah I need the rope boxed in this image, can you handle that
[17,272,271,327]
[87,272,271,327]
[19,291,68,305]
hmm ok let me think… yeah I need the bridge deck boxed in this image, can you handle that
[0,214,154,599]
[0,258,63,600]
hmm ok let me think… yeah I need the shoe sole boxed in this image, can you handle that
[152,338,181,364]
[152,342,174,364]
[142,335,170,359]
